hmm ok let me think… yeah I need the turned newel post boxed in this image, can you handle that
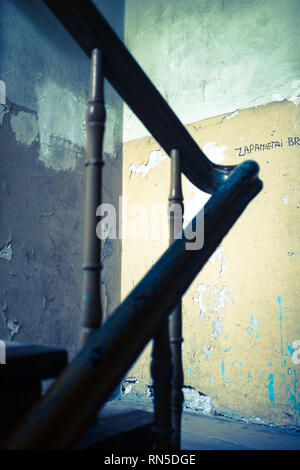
[168,149,184,449]
[81,49,106,346]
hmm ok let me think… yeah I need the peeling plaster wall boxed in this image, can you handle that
[124,0,300,141]
[121,0,300,429]
[0,0,124,357]
[122,100,300,429]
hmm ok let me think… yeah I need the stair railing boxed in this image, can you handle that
[4,0,263,450]
[5,158,262,450]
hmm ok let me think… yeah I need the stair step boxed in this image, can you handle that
[75,401,155,450]
[0,342,67,443]
[0,342,67,385]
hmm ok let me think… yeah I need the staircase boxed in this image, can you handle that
[0,0,263,450]
[0,342,67,444]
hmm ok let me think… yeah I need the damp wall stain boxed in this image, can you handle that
[0,0,124,357]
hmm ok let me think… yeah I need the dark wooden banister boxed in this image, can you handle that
[5,160,262,449]
[43,0,235,194]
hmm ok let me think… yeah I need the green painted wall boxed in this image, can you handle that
[124,0,300,141]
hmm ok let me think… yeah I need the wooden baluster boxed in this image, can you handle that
[81,49,106,346]
[151,322,173,450]
[151,164,174,449]
[168,149,184,449]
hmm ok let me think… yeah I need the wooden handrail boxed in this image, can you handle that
[43,0,235,194]
[5,160,262,449]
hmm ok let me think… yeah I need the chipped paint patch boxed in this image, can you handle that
[203,343,214,361]
[129,150,167,179]
[193,284,210,320]
[282,193,288,204]
[7,318,20,338]
[213,285,230,312]
[193,284,230,330]
[183,386,214,414]
[0,242,12,261]
[271,93,284,102]
[10,111,39,147]
[203,142,227,164]
[119,377,153,402]
[36,81,86,171]
[210,316,222,339]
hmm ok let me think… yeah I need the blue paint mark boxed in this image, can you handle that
[189,368,192,377]
[250,315,258,333]
[232,361,237,366]
[248,371,251,377]
[225,346,232,352]
[287,344,294,357]
[247,326,253,336]
[221,361,232,384]
[209,378,212,383]
[239,362,242,366]
[268,363,272,366]
[82,293,88,302]
[267,374,275,406]
[277,296,284,357]
[247,316,259,339]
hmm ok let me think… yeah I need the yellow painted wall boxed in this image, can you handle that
[121,100,300,428]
